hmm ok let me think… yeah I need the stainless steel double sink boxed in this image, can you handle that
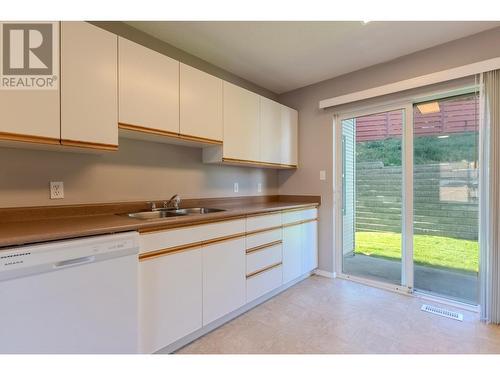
[124,207,226,220]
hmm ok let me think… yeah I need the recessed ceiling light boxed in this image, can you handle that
[417,101,440,114]
[437,135,449,139]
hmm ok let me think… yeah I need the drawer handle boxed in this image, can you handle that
[246,240,282,254]
[246,262,282,279]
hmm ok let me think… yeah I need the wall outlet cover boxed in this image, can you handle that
[233,182,239,193]
[320,170,326,180]
[257,183,262,193]
[50,181,64,199]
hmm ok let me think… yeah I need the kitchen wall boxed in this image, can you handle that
[277,26,500,274]
[0,21,280,209]
[0,139,278,208]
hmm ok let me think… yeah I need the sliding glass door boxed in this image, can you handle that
[341,107,408,287]
[412,93,479,304]
[338,91,480,305]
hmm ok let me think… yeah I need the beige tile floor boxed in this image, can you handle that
[176,276,500,354]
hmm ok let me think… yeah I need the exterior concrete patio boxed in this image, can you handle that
[343,253,478,304]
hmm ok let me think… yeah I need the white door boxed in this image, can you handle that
[119,37,179,134]
[180,63,223,141]
[282,225,303,284]
[0,22,60,144]
[260,96,282,164]
[60,22,118,149]
[280,105,298,166]
[222,81,260,161]
[202,237,246,325]
[139,248,202,354]
[301,220,318,274]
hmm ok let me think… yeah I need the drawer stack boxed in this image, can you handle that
[245,213,283,303]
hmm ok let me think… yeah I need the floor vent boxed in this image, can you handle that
[421,304,463,321]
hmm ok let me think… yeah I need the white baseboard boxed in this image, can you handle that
[313,269,336,279]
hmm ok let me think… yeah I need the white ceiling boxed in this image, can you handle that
[126,21,500,94]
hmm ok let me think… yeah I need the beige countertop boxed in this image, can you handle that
[0,199,319,249]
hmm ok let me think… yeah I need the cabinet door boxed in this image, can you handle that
[260,97,282,164]
[301,220,318,274]
[180,63,222,141]
[0,22,60,145]
[119,37,179,134]
[139,248,202,354]
[202,237,246,325]
[222,81,260,161]
[280,105,298,166]
[61,22,118,149]
[282,225,303,284]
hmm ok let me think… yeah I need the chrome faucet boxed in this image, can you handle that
[164,194,181,210]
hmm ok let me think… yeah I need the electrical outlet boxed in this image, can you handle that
[257,183,262,193]
[233,182,239,193]
[50,181,64,199]
[319,170,326,181]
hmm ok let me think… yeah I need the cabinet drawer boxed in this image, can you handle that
[246,228,281,249]
[282,208,317,225]
[246,213,282,233]
[246,243,282,275]
[246,265,282,303]
[140,219,245,254]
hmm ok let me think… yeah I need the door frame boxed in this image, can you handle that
[333,102,414,293]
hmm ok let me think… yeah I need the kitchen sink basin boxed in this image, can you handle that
[171,207,226,215]
[123,207,226,220]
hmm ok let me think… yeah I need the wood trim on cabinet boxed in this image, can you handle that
[119,122,179,138]
[246,262,282,278]
[139,232,246,261]
[61,139,118,151]
[119,122,223,145]
[280,205,319,213]
[222,157,297,169]
[138,215,247,233]
[0,131,60,145]
[140,210,319,235]
[246,240,282,254]
[201,232,246,246]
[178,133,223,145]
[245,225,283,236]
[282,218,318,228]
[139,241,203,261]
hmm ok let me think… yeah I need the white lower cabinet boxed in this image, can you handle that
[301,220,318,274]
[138,210,318,352]
[282,224,303,284]
[139,248,202,354]
[202,238,246,325]
[246,265,283,303]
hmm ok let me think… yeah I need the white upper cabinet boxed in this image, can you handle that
[0,22,60,145]
[61,22,118,149]
[118,37,179,134]
[180,63,223,142]
[222,81,260,162]
[280,105,298,166]
[259,97,282,164]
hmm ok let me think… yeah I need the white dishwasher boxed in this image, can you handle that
[0,231,139,354]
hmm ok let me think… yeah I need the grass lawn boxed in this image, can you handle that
[355,231,479,273]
